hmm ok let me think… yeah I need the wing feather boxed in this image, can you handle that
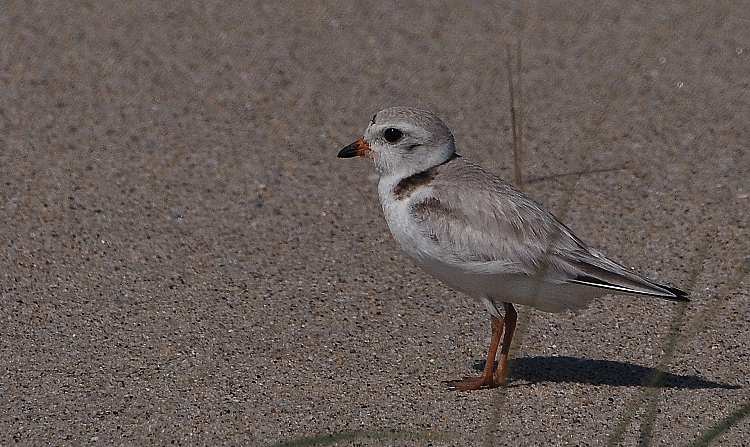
[410,158,687,301]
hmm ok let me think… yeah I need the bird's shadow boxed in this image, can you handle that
[473,356,739,389]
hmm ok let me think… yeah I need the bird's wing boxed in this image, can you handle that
[410,159,687,300]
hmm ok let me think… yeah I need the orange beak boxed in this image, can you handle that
[337,137,371,158]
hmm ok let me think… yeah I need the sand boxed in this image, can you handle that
[1,1,748,445]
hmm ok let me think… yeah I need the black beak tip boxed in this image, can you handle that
[337,144,357,158]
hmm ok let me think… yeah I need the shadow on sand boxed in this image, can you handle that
[472,356,740,389]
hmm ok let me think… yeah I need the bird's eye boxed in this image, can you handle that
[383,128,403,143]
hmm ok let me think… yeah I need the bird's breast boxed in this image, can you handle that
[378,178,437,261]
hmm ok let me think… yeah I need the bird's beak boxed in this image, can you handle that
[337,138,371,158]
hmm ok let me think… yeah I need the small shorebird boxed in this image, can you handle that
[338,107,688,391]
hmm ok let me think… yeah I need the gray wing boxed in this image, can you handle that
[411,159,687,301]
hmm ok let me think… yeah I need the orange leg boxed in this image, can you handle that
[449,302,517,391]
[451,313,504,391]
[493,302,517,385]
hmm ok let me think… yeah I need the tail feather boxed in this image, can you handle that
[570,274,688,301]
[568,258,689,302]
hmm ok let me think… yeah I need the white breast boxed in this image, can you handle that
[377,175,435,261]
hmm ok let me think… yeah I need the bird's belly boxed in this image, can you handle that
[386,218,603,313]
[420,257,602,311]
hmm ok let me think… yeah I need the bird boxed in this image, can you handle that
[337,106,688,391]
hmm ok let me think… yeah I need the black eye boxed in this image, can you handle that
[383,128,403,143]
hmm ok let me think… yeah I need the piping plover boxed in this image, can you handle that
[337,107,688,391]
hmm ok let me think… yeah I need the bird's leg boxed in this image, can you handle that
[450,313,504,391]
[493,302,517,385]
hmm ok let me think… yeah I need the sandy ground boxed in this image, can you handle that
[1,1,749,445]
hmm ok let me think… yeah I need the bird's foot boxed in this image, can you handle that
[444,375,503,392]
